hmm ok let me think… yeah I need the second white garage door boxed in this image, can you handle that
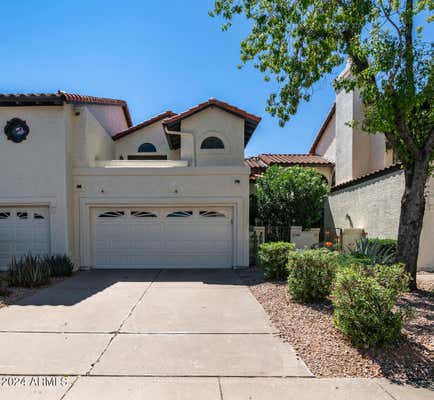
[93,207,233,268]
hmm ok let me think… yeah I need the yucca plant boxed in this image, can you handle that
[348,238,395,266]
[44,254,74,277]
[8,254,51,287]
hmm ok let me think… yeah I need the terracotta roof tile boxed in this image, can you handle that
[163,98,261,149]
[245,153,334,181]
[163,98,261,125]
[59,91,132,127]
[258,154,334,165]
[331,164,402,192]
[244,156,267,169]
[0,91,133,127]
[113,111,176,141]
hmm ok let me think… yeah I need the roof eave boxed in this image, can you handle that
[163,99,261,149]
[113,111,176,141]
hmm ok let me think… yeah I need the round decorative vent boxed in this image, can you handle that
[4,118,30,143]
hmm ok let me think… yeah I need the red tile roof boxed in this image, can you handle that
[0,91,133,127]
[331,164,402,192]
[258,154,334,166]
[245,154,334,181]
[113,111,176,141]
[163,98,261,149]
[244,156,267,169]
[163,98,261,125]
[309,103,336,154]
[60,92,132,127]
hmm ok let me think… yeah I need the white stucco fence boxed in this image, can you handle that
[325,170,434,271]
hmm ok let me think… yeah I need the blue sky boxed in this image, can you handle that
[0,1,389,156]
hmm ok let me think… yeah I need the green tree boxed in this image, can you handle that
[211,0,433,289]
[256,166,329,228]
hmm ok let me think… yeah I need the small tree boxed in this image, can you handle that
[210,1,434,289]
[256,166,329,228]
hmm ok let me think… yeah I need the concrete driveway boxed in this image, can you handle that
[0,270,429,399]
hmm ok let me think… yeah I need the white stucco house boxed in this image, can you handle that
[309,68,434,271]
[0,93,261,270]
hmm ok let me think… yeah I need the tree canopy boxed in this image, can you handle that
[211,0,433,166]
[211,0,433,289]
[255,166,329,228]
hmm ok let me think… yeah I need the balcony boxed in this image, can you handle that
[93,160,189,168]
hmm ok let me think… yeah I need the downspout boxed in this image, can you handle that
[163,126,197,167]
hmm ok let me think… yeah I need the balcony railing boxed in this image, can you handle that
[94,160,189,168]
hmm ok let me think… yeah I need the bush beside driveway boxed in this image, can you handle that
[239,267,433,382]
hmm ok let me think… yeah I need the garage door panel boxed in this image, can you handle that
[93,207,233,269]
[163,222,231,237]
[0,207,50,270]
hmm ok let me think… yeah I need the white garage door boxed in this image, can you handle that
[0,207,50,270]
[93,207,233,268]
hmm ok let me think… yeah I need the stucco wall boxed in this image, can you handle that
[311,165,334,186]
[86,104,129,135]
[68,106,115,167]
[114,121,179,160]
[72,166,250,268]
[0,106,70,255]
[180,107,245,167]
[335,87,389,184]
[315,113,336,163]
[84,107,115,164]
[335,88,354,184]
[325,171,434,270]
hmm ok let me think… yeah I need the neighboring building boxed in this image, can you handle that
[244,153,334,191]
[309,66,433,271]
[0,94,260,270]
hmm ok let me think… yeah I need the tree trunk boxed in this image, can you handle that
[397,159,430,290]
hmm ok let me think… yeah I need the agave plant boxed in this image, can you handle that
[348,238,396,266]
[8,253,51,287]
[44,254,74,277]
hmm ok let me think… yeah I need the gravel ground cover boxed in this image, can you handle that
[0,273,69,309]
[238,268,433,382]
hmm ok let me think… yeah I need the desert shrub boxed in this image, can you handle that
[45,254,74,277]
[258,242,296,280]
[348,237,395,265]
[8,254,51,288]
[287,249,337,302]
[332,263,410,348]
[368,238,397,256]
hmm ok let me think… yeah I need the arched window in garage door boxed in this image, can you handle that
[98,211,125,218]
[131,211,158,218]
[166,210,193,218]
[199,210,227,218]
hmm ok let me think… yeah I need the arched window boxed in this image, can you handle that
[200,136,224,150]
[138,143,157,153]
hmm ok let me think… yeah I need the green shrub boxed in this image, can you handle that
[258,242,296,280]
[8,254,51,288]
[332,263,410,348]
[368,238,397,256]
[45,254,74,277]
[335,253,370,268]
[348,237,396,265]
[287,249,337,302]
